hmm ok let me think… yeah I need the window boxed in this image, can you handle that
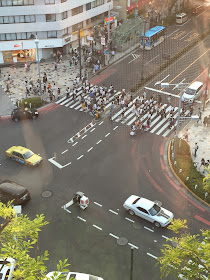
[62,11,68,20]
[0,15,35,23]
[72,22,83,32]
[45,0,55,4]
[61,0,67,2]
[0,32,36,41]
[46,14,56,22]
[92,0,104,8]
[47,31,57,38]
[137,207,148,214]
[62,28,68,36]
[86,3,91,10]
[107,0,111,2]
[72,5,83,16]
[0,0,34,5]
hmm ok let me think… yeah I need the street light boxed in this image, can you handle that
[78,27,82,80]
[34,36,42,96]
[140,20,147,82]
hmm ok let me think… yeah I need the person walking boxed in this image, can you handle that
[194,142,199,157]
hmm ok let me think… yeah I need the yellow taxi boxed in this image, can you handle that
[6,146,43,166]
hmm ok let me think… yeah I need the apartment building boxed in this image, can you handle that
[0,0,113,64]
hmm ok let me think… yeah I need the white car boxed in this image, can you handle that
[45,271,104,280]
[182,81,204,103]
[0,257,15,280]
[123,195,174,227]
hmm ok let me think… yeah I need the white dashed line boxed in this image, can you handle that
[77,155,84,160]
[162,235,169,239]
[61,149,68,154]
[90,128,95,132]
[128,243,138,250]
[144,226,154,232]
[99,121,104,125]
[109,209,118,215]
[109,233,119,239]
[93,224,102,231]
[125,217,135,223]
[105,133,110,137]
[96,140,102,144]
[81,135,87,139]
[113,126,118,130]
[77,216,86,222]
[72,142,78,147]
[94,202,102,207]
[147,253,158,259]
[87,147,93,152]
[64,208,71,214]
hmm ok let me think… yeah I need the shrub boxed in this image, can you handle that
[16,97,44,108]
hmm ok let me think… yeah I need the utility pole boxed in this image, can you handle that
[140,20,147,82]
[108,5,111,46]
[34,36,42,97]
[78,27,82,80]
[130,247,134,280]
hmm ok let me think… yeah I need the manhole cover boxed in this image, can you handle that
[133,222,142,229]
[117,237,128,246]
[42,190,52,198]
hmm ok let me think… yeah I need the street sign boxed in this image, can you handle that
[14,44,20,47]
[101,37,106,46]
[87,36,93,41]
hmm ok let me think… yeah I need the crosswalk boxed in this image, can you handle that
[56,85,190,138]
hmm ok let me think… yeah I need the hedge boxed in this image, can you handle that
[16,97,45,108]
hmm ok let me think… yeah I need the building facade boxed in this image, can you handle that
[0,0,113,64]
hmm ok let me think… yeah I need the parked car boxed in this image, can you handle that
[45,271,104,280]
[11,107,39,122]
[0,180,31,205]
[6,146,43,166]
[0,257,15,280]
[123,195,174,227]
[182,81,204,103]
[191,5,204,15]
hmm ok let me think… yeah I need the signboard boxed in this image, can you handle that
[104,15,116,25]
[87,36,94,41]
[13,57,17,63]
[101,37,105,46]
[14,44,20,47]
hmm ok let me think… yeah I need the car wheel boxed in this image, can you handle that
[154,221,161,228]
[129,209,135,216]
[14,117,19,122]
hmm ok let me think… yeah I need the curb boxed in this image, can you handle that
[167,138,210,208]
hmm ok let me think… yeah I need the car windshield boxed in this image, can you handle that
[23,151,34,159]
[148,204,161,216]
[185,88,195,95]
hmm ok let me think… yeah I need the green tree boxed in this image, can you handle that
[157,219,209,279]
[0,202,70,280]
[203,165,210,193]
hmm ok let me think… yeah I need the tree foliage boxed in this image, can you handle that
[157,219,209,279]
[203,166,210,193]
[0,202,70,280]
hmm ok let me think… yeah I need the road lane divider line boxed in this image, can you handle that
[62,200,73,209]
[162,235,169,240]
[99,121,104,125]
[48,157,71,169]
[96,140,102,144]
[90,128,96,132]
[144,226,154,232]
[109,233,119,239]
[109,209,118,215]
[94,202,102,207]
[87,147,93,152]
[72,142,78,147]
[105,133,110,137]
[93,224,102,230]
[62,207,71,214]
[61,149,68,154]
[147,253,158,259]
[113,126,118,130]
[77,155,84,160]
[77,216,86,222]
[125,217,135,223]
[81,135,87,139]
[128,243,138,250]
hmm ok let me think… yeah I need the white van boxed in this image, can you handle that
[182,81,204,103]
[176,13,188,24]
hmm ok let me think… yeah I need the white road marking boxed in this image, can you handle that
[64,208,71,214]
[62,200,73,209]
[125,217,135,223]
[180,31,193,40]
[109,209,118,215]
[99,121,104,125]
[105,132,110,137]
[67,138,73,143]
[167,29,179,37]
[90,128,95,132]
[48,157,71,169]
[162,235,169,239]
[113,126,118,130]
[72,142,78,147]
[94,202,102,207]
[93,224,102,230]
[61,149,68,154]
[81,135,87,139]
[109,233,119,239]
[77,216,86,222]
[128,243,138,250]
[87,147,93,152]
[147,252,158,259]
[144,226,154,232]
[144,55,159,66]
[128,53,140,64]
[96,140,102,144]
[77,155,84,160]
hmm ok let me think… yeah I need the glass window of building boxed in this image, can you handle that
[92,0,104,8]
[62,11,68,20]
[72,6,83,16]
[45,0,55,4]
[86,3,91,10]
[46,14,56,22]
[0,0,34,5]
[62,28,68,36]
[61,0,67,2]
[47,30,57,38]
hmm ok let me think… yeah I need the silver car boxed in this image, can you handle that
[123,195,174,227]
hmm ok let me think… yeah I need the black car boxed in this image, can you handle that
[11,107,39,122]
[0,180,31,205]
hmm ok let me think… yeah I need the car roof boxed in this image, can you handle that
[0,181,27,195]
[188,81,203,90]
[14,146,30,155]
[135,197,154,210]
